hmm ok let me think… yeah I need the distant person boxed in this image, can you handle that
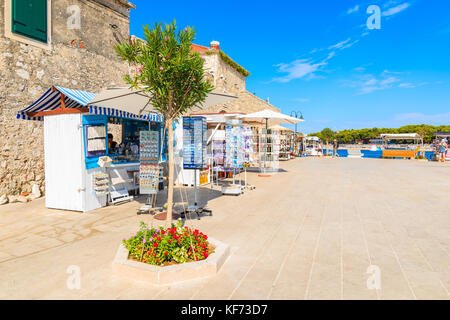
[108,133,118,151]
[333,139,340,158]
[438,139,448,163]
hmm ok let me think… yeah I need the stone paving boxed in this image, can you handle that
[0,158,449,300]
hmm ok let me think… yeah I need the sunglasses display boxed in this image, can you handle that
[183,116,207,170]
[139,130,160,194]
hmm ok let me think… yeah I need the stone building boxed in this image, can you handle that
[190,41,279,115]
[0,0,135,197]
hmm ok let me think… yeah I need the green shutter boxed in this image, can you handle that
[12,0,47,43]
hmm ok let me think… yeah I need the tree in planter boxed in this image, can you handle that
[115,21,214,226]
[320,128,335,156]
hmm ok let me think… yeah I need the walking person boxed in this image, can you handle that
[433,138,440,161]
[438,139,448,163]
[333,139,340,158]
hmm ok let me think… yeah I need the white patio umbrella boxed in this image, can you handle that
[238,109,303,174]
[87,87,238,116]
[237,109,303,128]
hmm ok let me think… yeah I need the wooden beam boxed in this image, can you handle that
[27,108,89,118]
[61,92,66,109]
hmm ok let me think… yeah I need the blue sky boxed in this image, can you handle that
[129,0,450,133]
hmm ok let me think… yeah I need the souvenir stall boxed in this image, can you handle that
[16,86,163,212]
[271,125,294,161]
[304,136,322,156]
[238,109,302,176]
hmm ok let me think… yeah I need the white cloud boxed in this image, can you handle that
[273,52,335,83]
[398,83,415,88]
[382,2,411,16]
[345,70,427,94]
[344,72,402,94]
[341,39,360,49]
[329,38,351,50]
[273,59,327,83]
[347,5,360,14]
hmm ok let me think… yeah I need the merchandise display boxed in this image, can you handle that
[92,172,109,196]
[225,125,244,169]
[242,127,257,164]
[85,124,107,157]
[183,116,207,170]
[259,128,280,167]
[139,131,160,195]
[279,131,293,160]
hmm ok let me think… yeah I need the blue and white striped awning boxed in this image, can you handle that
[16,86,163,122]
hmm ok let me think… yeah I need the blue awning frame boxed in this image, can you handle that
[16,86,163,122]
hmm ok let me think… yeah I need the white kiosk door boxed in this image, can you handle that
[44,114,84,211]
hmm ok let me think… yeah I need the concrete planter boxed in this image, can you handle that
[112,237,230,285]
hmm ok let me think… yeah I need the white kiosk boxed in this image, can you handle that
[17,86,163,212]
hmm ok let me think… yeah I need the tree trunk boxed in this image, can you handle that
[166,117,174,228]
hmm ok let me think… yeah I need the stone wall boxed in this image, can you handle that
[0,0,132,197]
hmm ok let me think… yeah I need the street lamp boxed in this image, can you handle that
[290,111,304,156]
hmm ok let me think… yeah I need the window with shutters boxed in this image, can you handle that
[12,0,47,43]
[4,0,51,49]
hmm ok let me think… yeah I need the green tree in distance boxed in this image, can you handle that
[309,124,450,144]
[115,21,214,226]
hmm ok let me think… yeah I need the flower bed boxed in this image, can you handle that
[122,221,214,266]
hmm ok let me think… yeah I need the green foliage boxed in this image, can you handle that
[122,221,213,266]
[310,125,450,144]
[114,20,215,120]
[204,50,250,77]
[320,128,335,143]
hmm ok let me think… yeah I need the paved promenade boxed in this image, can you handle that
[0,158,449,299]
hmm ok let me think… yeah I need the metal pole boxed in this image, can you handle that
[194,168,198,208]
[264,118,268,173]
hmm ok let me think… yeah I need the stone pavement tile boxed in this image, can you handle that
[191,277,239,300]
[0,251,14,262]
[306,262,341,300]
[229,279,273,300]
[58,231,80,243]
[414,238,450,288]
[268,274,309,300]
[411,284,450,300]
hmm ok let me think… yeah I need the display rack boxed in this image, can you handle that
[259,128,280,171]
[92,172,109,196]
[279,131,292,160]
[182,116,212,219]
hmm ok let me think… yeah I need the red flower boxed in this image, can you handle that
[168,240,172,244]
[203,235,208,240]
[203,251,209,258]
[157,237,161,242]
[164,251,168,256]
[153,242,158,247]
